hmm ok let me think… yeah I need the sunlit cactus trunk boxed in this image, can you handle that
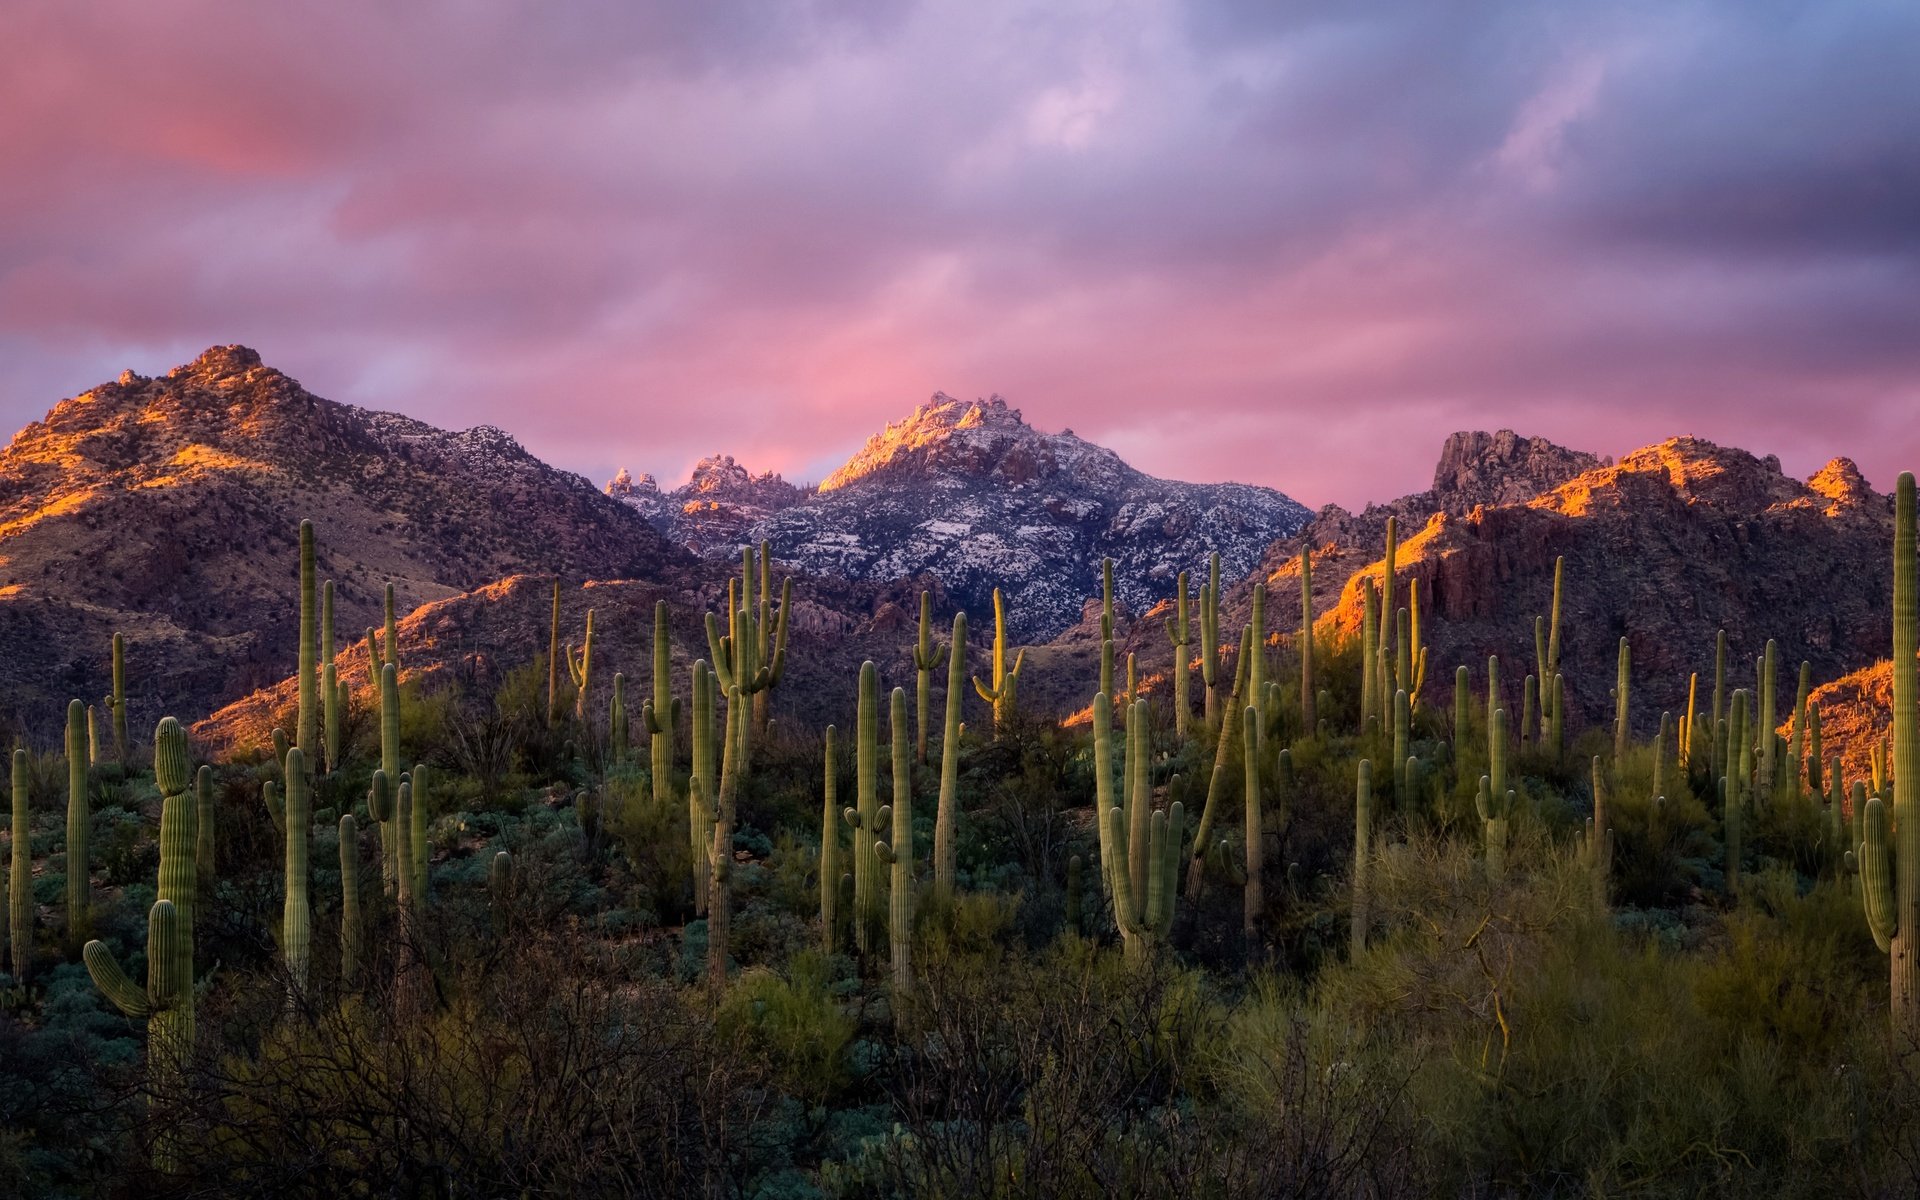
[933,613,967,896]
[1860,471,1919,1040]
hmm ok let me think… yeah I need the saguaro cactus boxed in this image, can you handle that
[567,609,596,723]
[747,544,790,733]
[86,717,197,1170]
[609,673,629,765]
[296,520,318,761]
[1241,706,1263,947]
[820,725,839,950]
[845,662,883,956]
[1453,666,1471,756]
[705,557,791,767]
[933,612,967,895]
[378,663,401,895]
[913,591,948,763]
[1199,552,1222,724]
[1859,470,1918,1038]
[65,698,89,956]
[1380,517,1399,703]
[410,762,430,903]
[970,589,1025,737]
[1297,551,1315,733]
[1726,689,1749,892]
[547,579,563,727]
[1535,556,1563,740]
[1588,756,1611,911]
[1614,637,1631,770]
[108,632,128,764]
[1758,639,1778,798]
[1476,708,1511,881]
[1360,581,1379,730]
[1166,571,1194,738]
[690,660,716,913]
[1107,796,1183,963]
[701,685,745,993]
[1352,759,1372,959]
[640,603,677,804]
[339,813,361,986]
[282,748,311,995]
[1393,689,1411,806]
[1185,625,1253,899]
[875,688,914,1014]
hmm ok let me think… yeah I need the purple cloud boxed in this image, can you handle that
[1,0,1915,511]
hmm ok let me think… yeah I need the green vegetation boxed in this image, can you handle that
[2,508,1919,1198]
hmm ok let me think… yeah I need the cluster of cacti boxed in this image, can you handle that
[1860,471,1918,1038]
[705,545,791,768]
[1185,624,1253,899]
[913,591,948,764]
[971,588,1024,737]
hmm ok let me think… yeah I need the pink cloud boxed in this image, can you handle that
[0,0,1916,514]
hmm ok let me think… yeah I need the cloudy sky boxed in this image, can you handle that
[2,0,1915,509]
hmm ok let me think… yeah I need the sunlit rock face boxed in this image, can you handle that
[0,345,684,724]
[1206,431,1895,738]
[612,393,1311,641]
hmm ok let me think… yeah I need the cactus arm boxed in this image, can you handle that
[85,939,154,1018]
[1861,798,1896,953]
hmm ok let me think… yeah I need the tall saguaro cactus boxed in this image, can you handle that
[701,685,745,994]
[933,612,967,895]
[1166,571,1194,738]
[1242,706,1263,948]
[1535,556,1563,740]
[970,589,1024,738]
[642,600,678,808]
[705,553,791,767]
[1186,625,1253,900]
[339,812,361,987]
[1199,552,1222,724]
[690,660,716,913]
[109,632,128,764]
[321,578,340,772]
[820,726,839,950]
[845,662,883,956]
[1614,637,1631,770]
[65,698,89,956]
[1352,759,1372,959]
[1860,470,1918,1038]
[547,579,563,728]
[1476,708,1511,881]
[296,520,318,761]
[282,748,311,995]
[1360,581,1379,731]
[875,687,914,1015]
[378,663,401,895]
[86,717,197,1171]
[913,591,948,763]
[1298,550,1315,734]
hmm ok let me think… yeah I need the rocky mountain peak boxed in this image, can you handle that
[1808,457,1874,511]
[1431,429,1609,513]
[818,392,1107,493]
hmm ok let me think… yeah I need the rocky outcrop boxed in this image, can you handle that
[0,346,688,728]
[607,456,808,555]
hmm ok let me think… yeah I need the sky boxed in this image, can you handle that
[2,0,1916,511]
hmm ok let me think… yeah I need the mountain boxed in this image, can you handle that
[0,345,687,729]
[1172,433,1892,737]
[607,456,808,555]
[609,394,1312,641]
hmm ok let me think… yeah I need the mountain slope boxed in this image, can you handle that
[0,345,687,729]
[611,394,1311,641]
[1192,434,1892,736]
